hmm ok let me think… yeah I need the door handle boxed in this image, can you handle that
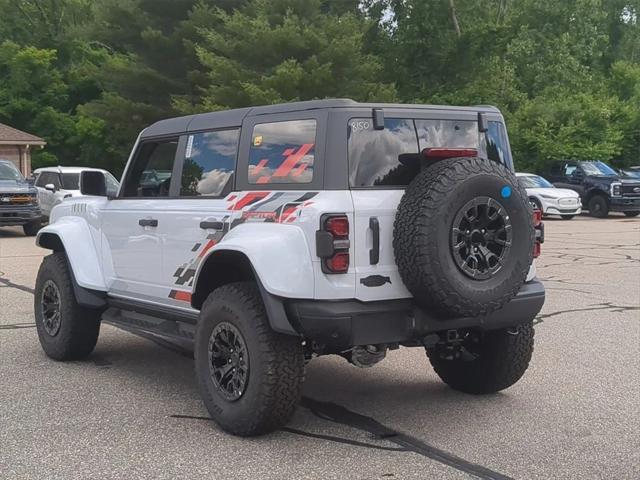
[369,217,380,265]
[138,218,158,227]
[200,220,224,230]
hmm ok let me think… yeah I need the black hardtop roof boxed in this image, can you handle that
[141,99,501,139]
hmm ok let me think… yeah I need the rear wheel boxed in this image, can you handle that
[194,282,304,436]
[624,211,639,217]
[34,252,101,360]
[427,323,534,394]
[588,195,609,218]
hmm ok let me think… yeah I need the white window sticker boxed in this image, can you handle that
[185,135,194,159]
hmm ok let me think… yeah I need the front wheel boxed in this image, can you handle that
[588,195,609,218]
[34,252,101,360]
[23,218,42,236]
[426,323,534,394]
[624,211,639,218]
[194,282,304,436]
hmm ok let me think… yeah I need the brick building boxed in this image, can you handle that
[0,123,46,176]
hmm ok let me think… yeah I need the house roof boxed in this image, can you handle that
[0,123,46,146]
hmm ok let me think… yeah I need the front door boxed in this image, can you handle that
[101,137,180,303]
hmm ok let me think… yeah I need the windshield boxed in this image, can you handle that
[0,162,24,181]
[580,161,617,176]
[518,175,554,189]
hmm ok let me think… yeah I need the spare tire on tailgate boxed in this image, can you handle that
[393,157,534,317]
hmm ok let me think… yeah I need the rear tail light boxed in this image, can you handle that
[316,214,350,274]
[533,209,544,258]
[325,216,349,238]
[326,252,349,273]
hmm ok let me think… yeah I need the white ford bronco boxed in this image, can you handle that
[34,99,545,436]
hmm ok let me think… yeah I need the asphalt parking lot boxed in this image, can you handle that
[1,214,639,480]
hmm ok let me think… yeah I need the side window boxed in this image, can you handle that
[348,118,420,188]
[180,129,239,197]
[248,119,316,184]
[122,139,178,197]
[105,173,120,197]
[35,172,48,187]
[61,173,79,190]
[485,121,512,167]
[564,164,577,176]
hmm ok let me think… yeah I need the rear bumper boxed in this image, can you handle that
[286,280,545,347]
[0,206,41,226]
[610,197,640,211]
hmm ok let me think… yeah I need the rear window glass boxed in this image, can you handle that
[348,118,513,188]
[248,119,316,184]
[348,118,480,188]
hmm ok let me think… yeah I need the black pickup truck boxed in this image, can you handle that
[0,159,42,235]
[543,161,640,218]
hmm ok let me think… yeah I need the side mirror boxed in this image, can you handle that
[80,170,107,196]
[44,183,57,192]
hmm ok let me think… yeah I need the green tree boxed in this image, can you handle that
[180,0,396,112]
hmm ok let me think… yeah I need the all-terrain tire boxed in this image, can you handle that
[588,195,609,218]
[34,252,101,360]
[394,157,534,317]
[23,219,42,236]
[427,323,535,394]
[624,211,639,217]
[194,282,304,436]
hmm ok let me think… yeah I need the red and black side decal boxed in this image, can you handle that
[167,192,318,303]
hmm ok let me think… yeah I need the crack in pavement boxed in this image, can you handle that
[171,399,514,480]
[535,302,640,324]
[0,276,35,295]
[0,323,36,330]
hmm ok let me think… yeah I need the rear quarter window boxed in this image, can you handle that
[248,119,316,184]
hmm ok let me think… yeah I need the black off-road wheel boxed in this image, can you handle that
[624,211,639,217]
[427,323,535,394]
[34,252,101,360]
[23,219,42,236]
[394,157,534,317]
[194,282,304,436]
[588,195,609,218]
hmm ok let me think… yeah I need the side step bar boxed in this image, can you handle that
[101,298,198,352]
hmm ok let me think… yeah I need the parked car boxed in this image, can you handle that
[33,166,120,219]
[542,161,640,218]
[516,173,581,220]
[0,159,42,236]
[33,99,545,436]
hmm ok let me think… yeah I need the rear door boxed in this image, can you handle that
[160,128,240,307]
[348,111,508,301]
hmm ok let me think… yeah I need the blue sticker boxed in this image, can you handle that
[501,186,512,198]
